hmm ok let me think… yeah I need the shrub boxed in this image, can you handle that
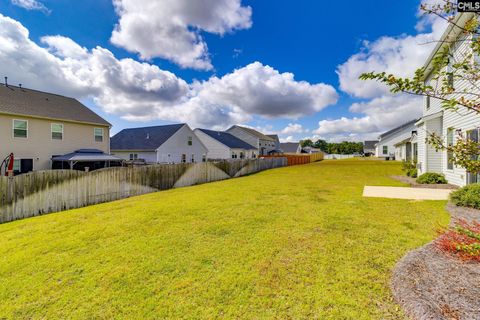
[436,219,480,262]
[416,172,447,184]
[450,183,480,209]
[401,161,417,178]
[406,168,418,178]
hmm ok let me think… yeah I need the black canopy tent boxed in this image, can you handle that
[51,149,123,171]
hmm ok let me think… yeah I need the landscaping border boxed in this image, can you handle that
[391,204,480,320]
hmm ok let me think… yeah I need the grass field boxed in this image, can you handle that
[0,159,449,319]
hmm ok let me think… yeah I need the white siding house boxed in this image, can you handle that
[194,129,257,160]
[111,124,208,164]
[416,12,480,186]
[375,119,418,160]
[226,125,276,155]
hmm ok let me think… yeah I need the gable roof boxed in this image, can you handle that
[267,134,280,142]
[196,129,257,150]
[364,140,378,149]
[280,142,300,153]
[228,125,275,141]
[111,124,185,150]
[379,119,418,140]
[0,85,110,126]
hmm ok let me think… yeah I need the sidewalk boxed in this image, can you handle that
[363,186,452,200]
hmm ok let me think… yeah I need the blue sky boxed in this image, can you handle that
[0,0,443,141]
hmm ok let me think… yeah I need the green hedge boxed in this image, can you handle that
[416,173,447,184]
[451,184,480,209]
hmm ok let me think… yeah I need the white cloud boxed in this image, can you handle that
[336,16,446,99]
[313,94,422,140]
[192,62,338,119]
[281,123,307,135]
[0,14,338,129]
[279,136,296,143]
[11,0,50,13]
[316,4,448,141]
[110,0,252,70]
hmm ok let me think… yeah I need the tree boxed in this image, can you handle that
[300,139,314,147]
[314,139,329,152]
[360,1,480,174]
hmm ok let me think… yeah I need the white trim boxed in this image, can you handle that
[51,123,64,141]
[12,119,28,139]
[94,127,104,143]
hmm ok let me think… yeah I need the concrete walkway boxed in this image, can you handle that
[363,186,452,200]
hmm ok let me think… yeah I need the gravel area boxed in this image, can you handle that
[391,175,458,189]
[392,205,480,320]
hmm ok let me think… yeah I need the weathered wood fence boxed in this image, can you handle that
[262,152,324,166]
[0,158,286,224]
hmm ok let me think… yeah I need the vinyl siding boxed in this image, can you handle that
[419,33,480,186]
[0,113,110,170]
[193,130,257,160]
[156,125,208,163]
[194,129,231,159]
[375,123,416,160]
[111,151,157,163]
[417,123,427,175]
[226,127,259,149]
[425,117,443,173]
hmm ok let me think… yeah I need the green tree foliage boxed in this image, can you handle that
[304,139,363,155]
[300,139,314,147]
[360,1,480,173]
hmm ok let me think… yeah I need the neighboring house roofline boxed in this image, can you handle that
[227,125,276,141]
[154,124,208,152]
[378,119,419,140]
[110,123,186,150]
[0,84,111,127]
[415,110,444,126]
[194,128,257,150]
[111,149,156,152]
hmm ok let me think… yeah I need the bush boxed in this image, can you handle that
[450,184,480,209]
[436,219,480,261]
[401,161,417,178]
[407,169,417,178]
[416,172,447,184]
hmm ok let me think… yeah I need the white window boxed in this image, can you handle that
[191,154,195,163]
[51,123,63,140]
[232,152,238,159]
[13,119,28,138]
[382,146,388,155]
[129,153,138,160]
[94,128,103,142]
[202,154,206,162]
[187,136,193,146]
[181,154,186,163]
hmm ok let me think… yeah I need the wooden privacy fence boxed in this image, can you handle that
[262,152,323,166]
[0,158,286,224]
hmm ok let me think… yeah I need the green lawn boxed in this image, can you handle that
[0,160,449,319]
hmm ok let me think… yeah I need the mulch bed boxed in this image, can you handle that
[392,204,480,320]
[391,175,458,190]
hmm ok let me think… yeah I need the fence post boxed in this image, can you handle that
[6,171,14,205]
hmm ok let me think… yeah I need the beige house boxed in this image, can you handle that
[0,84,112,173]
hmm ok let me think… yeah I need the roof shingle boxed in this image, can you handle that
[0,85,110,126]
[111,124,185,150]
[197,129,257,150]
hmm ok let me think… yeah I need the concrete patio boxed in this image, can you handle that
[363,186,452,200]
